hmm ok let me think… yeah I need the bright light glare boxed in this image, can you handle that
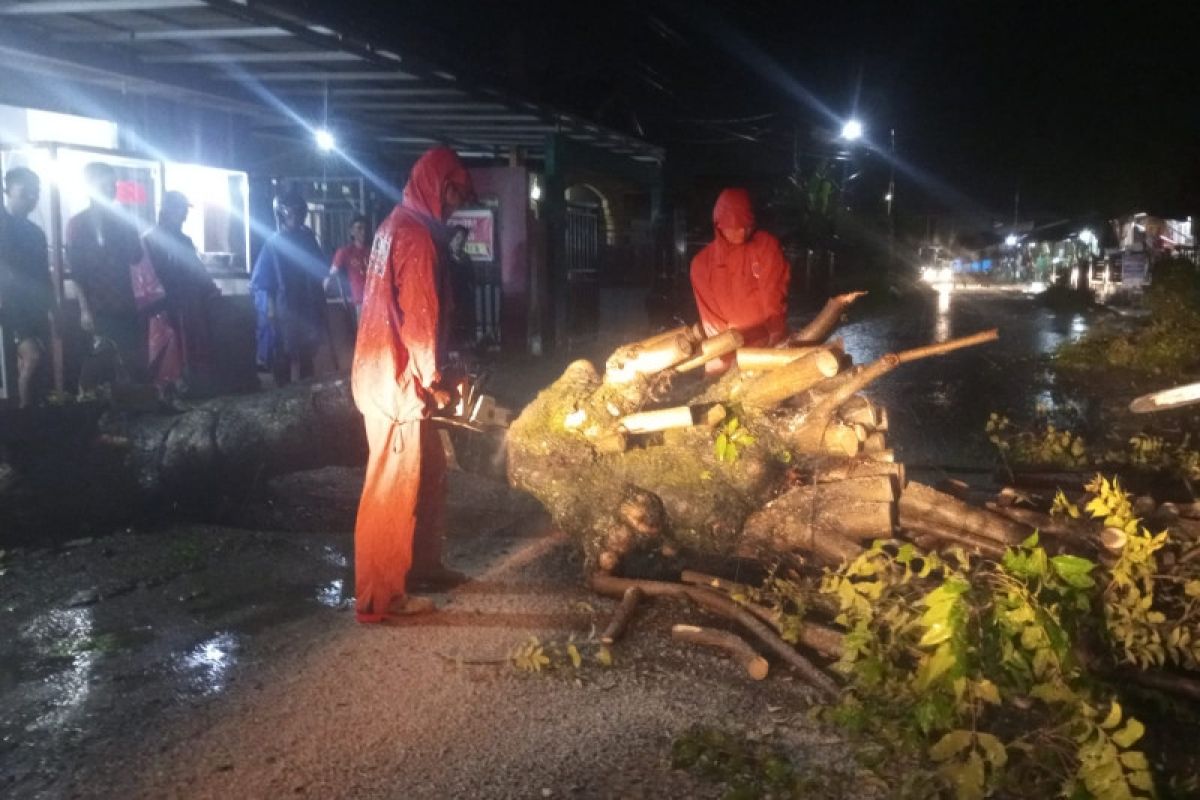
[840,119,863,141]
[884,192,893,202]
[1078,228,1096,245]
[1005,234,1019,247]
[529,180,542,201]
[314,128,336,152]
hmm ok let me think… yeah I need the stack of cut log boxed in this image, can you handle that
[506,291,1000,573]
[506,297,1200,699]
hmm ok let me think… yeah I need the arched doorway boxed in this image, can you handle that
[560,183,613,347]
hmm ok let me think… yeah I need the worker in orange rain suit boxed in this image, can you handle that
[690,188,791,372]
[351,146,473,622]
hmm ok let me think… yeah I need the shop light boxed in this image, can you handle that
[314,128,337,152]
[1004,234,1018,247]
[529,179,542,202]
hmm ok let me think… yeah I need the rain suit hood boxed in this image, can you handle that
[712,187,755,238]
[402,146,473,223]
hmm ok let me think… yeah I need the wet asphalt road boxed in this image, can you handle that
[0,289,1101,799]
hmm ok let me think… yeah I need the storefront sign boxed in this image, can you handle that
[450,208,495,262]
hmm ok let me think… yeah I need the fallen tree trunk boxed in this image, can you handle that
[899,480,1031,546]
[1,380,367,542]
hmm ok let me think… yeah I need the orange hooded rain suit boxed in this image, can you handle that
[351,147,472,622]
[690,188,790,370]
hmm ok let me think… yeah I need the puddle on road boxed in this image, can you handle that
[17,608,99,732]
[178,631,239,696]
[316,578,348,608]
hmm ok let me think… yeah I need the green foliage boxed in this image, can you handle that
[715,412,757,463]
[987,411,1200,484]
[508,634,613,673]
[815,511,1157,799]
[1083,474,1200,671]
[510,636,551,672]
[1058,257,1200,376]
[986,413,1088,468]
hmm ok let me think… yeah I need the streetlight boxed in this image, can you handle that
[314,127,336,152]
[840,119,863,141]
[1005,234,1019,247]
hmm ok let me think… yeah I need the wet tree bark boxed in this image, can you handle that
[0,380,365,542]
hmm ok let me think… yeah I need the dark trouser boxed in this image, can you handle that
[92,311,146,384]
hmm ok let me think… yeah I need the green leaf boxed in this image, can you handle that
[975,679,1001,706]
[567,643,582,670]
[917,643,958,689]
[1128,770,1154,792]
[976,732,1008,768]
[1051,554,1097,588]
[1099,701,1123,730]
[1111,718,1145,748]
[941,750,986,800]
[1118,751,1149,771]
[715,434,729,461]
[929,730,973,762]
[1021,531,1040,548]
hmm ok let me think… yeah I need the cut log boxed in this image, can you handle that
[601,586,643,644]
[899,481,1030,546]
[671,624,769,680]
[902,522,1006,558]
[813,475,898,504]
[861,432,887,454]
[589,573,839,698]
[619,406,695,434]
[984,502,1093,543]
[868,449,896,463]
[838,395,881,428]
[605,332,694,384]
[822,423,862,457]
[674,330,745,373]
[811,459,906,491]
[791,291,868,344]
[735,348,840,409]
[736,339,844,372]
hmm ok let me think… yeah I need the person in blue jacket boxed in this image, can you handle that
[250,190,326,386]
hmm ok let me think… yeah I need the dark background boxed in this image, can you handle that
[297,0,1199,222]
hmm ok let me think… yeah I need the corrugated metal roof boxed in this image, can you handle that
[0,0,664,163]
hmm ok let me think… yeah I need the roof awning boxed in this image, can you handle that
[0,0,663,164]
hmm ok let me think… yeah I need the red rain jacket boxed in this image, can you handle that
[352,148,472,422]
[690,188,790,346]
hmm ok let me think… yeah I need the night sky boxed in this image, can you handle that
[315,0,1198,222]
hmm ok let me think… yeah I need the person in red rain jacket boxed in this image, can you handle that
[351,146,473,622]
[690,188,790,372]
